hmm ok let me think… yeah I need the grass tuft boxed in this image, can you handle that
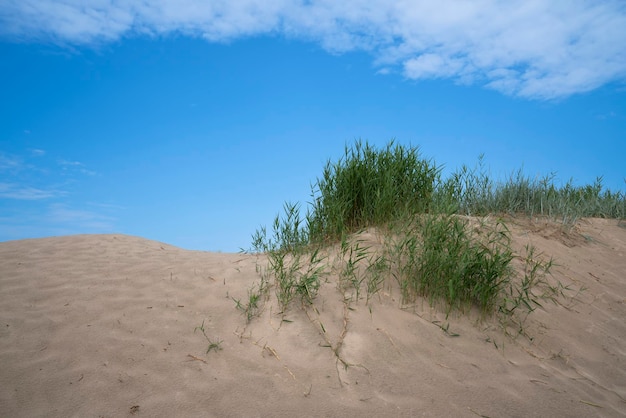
[386,215,514,315]
[308,140,439,243]
[194,320,223,354]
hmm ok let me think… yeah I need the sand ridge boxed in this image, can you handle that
[1,219,625,417]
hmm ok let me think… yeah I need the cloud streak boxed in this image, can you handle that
[58,159,97,176]
[47,203,117,231]
[1,0,625,99]
[0,148,117,240]
[0,203,118,241]
[0,150,95,200]
[0,182,63,200]
[0,153,23,172]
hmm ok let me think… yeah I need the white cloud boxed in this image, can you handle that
[404,54,466,80]
[1,0,625,99]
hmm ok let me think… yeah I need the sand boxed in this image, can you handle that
[1,218,625,417]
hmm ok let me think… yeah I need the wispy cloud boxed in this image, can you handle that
[58,159,97,176]
[0,202,118,241]
[594,110,621,120]
[0,182,63,200]
[0,150,95,200]
[48,203,116,230]
[0,148,114,240]
[0,152,23,171]
[1,1,624,99]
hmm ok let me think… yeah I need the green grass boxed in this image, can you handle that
[244,140,624,333]
[385,215,514,315]
[436,154,626,223]
[233,269,270,323]
[308,140,439,244]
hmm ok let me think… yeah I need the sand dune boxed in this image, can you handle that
[1,218,625,417]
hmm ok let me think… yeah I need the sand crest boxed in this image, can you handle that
[1,219,625,417]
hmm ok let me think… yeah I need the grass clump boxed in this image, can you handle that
[244,139,623,334]
[251,202,327,313]
[436,155,626,224]
[338,235,370,301]
[233,270,270,323]
[387,215,514,315]
[499,245,558,339]
[308,140,439,243]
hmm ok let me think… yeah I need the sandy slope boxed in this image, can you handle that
[0,218,625,417]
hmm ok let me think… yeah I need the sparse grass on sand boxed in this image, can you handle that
[244,140,625,337]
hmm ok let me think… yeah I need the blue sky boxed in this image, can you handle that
[1,1,625,252]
